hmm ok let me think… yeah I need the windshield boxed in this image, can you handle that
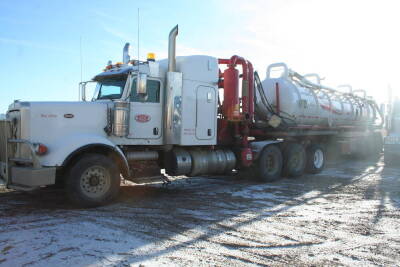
[96,78,127,100]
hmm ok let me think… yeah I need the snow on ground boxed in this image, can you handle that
[0,157,399,266]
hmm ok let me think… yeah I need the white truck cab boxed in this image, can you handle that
[0,25,226,207]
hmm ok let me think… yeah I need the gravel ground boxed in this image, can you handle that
[0,157,399,266]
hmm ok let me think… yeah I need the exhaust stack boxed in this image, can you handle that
[123,43,130,64]
[164,25,182,148]
[168,25,178,72]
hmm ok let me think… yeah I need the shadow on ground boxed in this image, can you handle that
[0,155,397,266]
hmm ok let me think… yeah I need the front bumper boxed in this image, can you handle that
[9,166,56,188]
[0,162,56,190]
[0,137,56,190]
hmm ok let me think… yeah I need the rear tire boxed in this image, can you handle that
[282,143,306,177]
[65,154,121,207]
[253,145,283,182]
[305,144,325,174]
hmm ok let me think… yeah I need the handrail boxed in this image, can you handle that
[337,84,353,93]
[266,63,289,79]
[352,89,367,99]
[304,73,321,84]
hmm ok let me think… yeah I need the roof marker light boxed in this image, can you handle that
[147,53,155,61]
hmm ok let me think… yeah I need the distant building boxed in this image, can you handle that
[0,114,5,120]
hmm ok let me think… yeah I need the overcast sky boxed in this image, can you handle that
[0,0,399,112]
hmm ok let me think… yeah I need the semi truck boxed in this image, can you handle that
[0,25,384,207]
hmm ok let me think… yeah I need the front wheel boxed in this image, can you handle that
[65,154,121,207]
[253,145,283,182]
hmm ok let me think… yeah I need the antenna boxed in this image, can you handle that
[79,36,83,100]
[137,8,140,72]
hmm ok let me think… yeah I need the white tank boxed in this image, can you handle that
[255,63,379,128]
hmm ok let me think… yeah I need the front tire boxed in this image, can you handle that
[305,144,325,174]
[66,154,121,207]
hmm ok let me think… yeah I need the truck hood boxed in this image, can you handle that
[8,101,112,166]
[8,101,108,144]
[12,101,110,138]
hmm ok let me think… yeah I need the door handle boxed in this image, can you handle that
[153,127,159,135]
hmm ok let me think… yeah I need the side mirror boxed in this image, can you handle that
[137,73,148,95]
[80,82,87,101]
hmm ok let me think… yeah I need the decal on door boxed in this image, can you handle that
[135,114,151,123]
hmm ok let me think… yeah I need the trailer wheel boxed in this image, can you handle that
[65,154,121,207]
[282,143,306,177]
[254,145,283,182]
[305,144,325,174]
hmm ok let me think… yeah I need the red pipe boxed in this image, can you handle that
[275,82,280,115]
[218,56,255,122]
[229,56,249,116]
[247,61,254,121]
[218,58,230,65]
[228,56,254,122]
[218,57,255,118]
[218,56,247,121]
[230,55,248,79]
[218,56,255,167]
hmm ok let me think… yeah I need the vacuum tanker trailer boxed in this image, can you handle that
[0,25,384,207]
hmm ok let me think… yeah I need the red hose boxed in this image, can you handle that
[247,61,254,120]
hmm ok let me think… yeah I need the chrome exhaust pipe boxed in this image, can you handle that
[168,25,178,72]
[123,43,130,64]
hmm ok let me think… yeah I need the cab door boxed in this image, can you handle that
[128,78,163,140]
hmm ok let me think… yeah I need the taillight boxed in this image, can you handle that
[34,143,48,155]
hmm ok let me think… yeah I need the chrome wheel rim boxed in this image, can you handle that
[80,166,111,198]
[313,149,324,169]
